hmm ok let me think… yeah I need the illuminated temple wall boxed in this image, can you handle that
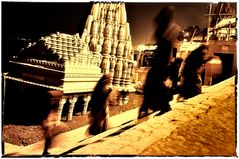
[16,2,136,92]
[4,2,137,123]
[84,2,136,90]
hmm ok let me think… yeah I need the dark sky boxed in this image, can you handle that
[2,2,212,47]
[126,3,210,45]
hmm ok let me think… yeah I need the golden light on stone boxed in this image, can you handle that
[87,2,136,92]
[5,2,137,123]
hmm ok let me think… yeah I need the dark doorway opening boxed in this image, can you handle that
[213,53,234,84]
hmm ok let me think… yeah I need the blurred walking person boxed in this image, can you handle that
[177,44,213,100]
[42,91,69,156]
[88,74,117,135]
[138,6,181,118]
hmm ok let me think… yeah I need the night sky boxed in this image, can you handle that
[1,2,221,71]
[2,2,211,45]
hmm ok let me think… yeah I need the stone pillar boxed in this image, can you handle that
[113,58,123,86]
[93,44,102,67]
[121,89,130,105]
[90,20,98,51]
[100,7,113,74]
[101,56,110,74]
[120,59,128,87]
[45,90,64,125]
[109,56,116,84]
[57,96,67,124]
[85,15,94,34]
[117,92,123,106]
[67,95,78,121]
[82,94,91,115]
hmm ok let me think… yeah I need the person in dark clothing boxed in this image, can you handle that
[167,57,183,94]
[88,74,115,135]
[177,44,213,100]
[138,6,181,118]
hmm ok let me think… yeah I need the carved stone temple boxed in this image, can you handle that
[3,2,136,123]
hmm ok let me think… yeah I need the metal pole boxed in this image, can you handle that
[2,73,8,114]
[207,3,212,42]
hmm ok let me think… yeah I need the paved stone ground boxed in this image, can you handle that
[69,76,236,156]
[141,90,235,156]
[3,76,236,157]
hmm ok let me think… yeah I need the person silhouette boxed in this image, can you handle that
[88,74,115,135]
[138,6,181,118]
[177,44,213,100]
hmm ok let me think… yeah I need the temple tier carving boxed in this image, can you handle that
[6,2,137,123]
